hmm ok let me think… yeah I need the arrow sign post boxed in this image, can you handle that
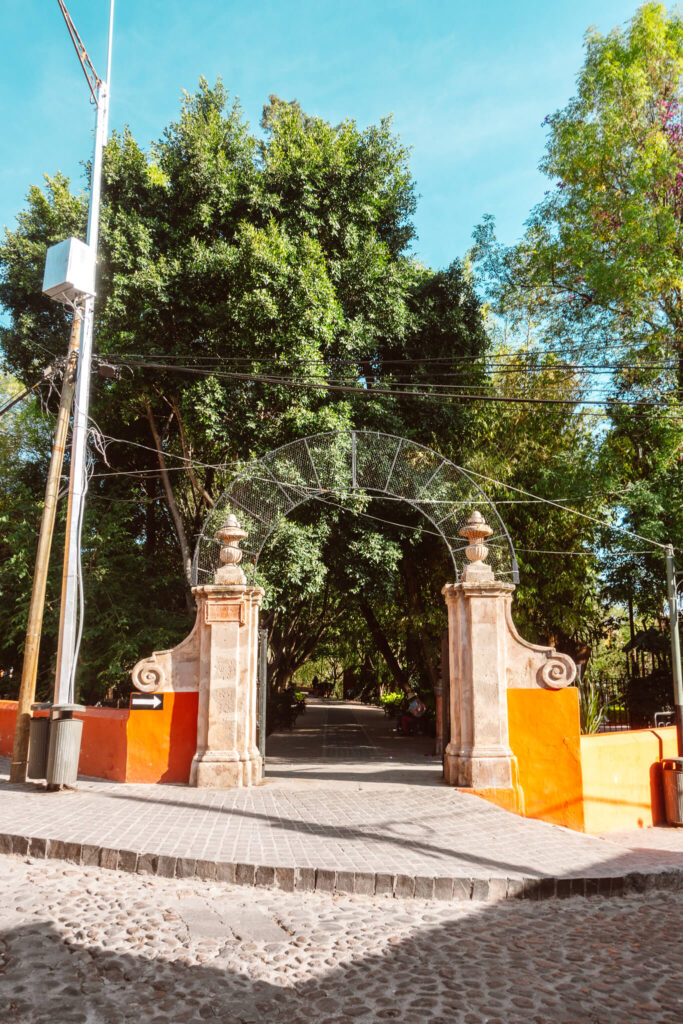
[130,693,163,711]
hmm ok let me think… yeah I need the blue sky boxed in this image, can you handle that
[1,0,640,271]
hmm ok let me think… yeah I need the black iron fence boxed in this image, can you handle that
[580,672,675,734]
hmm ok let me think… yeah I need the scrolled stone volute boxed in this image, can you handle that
[539,653,577,690]
[130,614,200,694]
[131,657,165,692]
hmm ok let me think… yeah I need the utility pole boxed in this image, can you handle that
[53,0,115,706]
[9,310,82,782]
[665,545,683,756]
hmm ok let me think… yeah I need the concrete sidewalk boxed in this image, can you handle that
[1,700,682,901]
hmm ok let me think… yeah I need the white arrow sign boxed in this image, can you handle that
[130,693,163,710]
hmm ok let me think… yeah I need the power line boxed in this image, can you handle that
[0,367,56,418]
[84,438,653,518]
[104,360,683,409]
[84,488,651,560]
[86,436,672,551]
[104,350,677,370]
[460,467,670,551]
[513,548,650,556]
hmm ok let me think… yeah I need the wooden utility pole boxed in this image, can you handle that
[9,309,82,782]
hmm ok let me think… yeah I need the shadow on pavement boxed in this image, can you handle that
[93,787,544,877]
[263,764,444,786]
[2,881,682,1024]
[56,784,683,880]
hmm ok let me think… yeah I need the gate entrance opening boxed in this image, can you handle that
[131,430,576,797]
[192,430,519,782]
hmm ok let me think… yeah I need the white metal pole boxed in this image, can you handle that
[53,1,114,705]
[665,545,683,756]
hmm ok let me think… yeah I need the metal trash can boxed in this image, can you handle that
[27,715,51,780]
[46,704,83,789]
[662,758,683,827]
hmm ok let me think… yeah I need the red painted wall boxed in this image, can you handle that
[0,694,198,784]
[126,692,198,783]
[78,708,128,781]
[0,701,17,758]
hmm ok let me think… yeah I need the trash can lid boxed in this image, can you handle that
[50,703,82,719]
[662,757,683,770]
[30,702,52,711]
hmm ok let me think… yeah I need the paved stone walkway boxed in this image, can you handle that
[1,701,682,900]
[2,853,682,1024]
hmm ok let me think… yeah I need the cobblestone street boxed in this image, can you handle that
[2,852,682,1024]
[3,701,683,1022]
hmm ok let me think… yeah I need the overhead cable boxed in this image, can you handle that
[105,360,682,409]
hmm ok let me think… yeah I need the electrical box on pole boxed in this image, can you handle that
[42,237,96,305]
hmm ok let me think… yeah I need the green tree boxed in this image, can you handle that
[0,81,486,700]
[474,3,683,379]
[466,347,610,664]
[471,2,682,670]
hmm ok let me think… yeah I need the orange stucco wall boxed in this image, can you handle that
[0,693,198,784]
[125,692,198,783]
[78,708,129,781]
[507,687,584,831]
[580,726,678,833]
[0,700,17,758]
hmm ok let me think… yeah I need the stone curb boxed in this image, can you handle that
[2,831,682,902]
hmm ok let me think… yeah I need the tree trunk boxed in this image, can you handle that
[359,599,410,691]
[402,560,440,692]
[628,591,637,679]
[145,400,193,587]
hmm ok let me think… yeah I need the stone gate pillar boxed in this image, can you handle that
[190,515,263,787]
[131,515,264,788]
[442,511,576,792]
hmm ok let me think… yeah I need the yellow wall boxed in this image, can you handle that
[581,726,678,833]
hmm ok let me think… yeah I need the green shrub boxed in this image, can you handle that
[379,691,404,707]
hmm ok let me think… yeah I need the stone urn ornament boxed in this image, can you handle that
[459,509,494,580]
[214,514,247,585]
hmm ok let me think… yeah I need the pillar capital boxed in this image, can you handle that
[442,579,515,603]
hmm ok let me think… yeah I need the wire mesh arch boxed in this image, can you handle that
[191,430,519,586]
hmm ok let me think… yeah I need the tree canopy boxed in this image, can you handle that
[471,2,682,668]
[0,43,674,710]
[0,82,494,699]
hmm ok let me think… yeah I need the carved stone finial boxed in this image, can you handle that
[459,509,494,581]
[214,514,248,585]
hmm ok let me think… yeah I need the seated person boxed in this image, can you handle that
[399,691,426,736]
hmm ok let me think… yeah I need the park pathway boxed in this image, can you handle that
[264,698,442,787]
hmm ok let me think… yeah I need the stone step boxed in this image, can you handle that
[2,831,681,902]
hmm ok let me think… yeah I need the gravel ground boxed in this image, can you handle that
[1,853,682,1024]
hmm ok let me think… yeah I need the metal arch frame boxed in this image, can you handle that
[191,430,519,585]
